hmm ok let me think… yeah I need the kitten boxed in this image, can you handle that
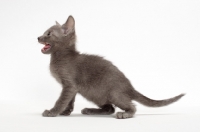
[37,16,185,119]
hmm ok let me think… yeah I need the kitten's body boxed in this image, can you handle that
[38,16,184,119]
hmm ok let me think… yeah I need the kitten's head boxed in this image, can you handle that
[38,16,76,54]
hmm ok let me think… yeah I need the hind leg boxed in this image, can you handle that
[111,94,136,119]
[81,104,115,115]
[115,104,136,119]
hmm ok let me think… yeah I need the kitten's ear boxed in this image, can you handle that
[61,15,75,35]
[55,21,61,26]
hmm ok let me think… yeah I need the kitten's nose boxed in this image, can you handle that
[37,37,40,41]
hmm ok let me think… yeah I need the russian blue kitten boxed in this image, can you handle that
[37,16,184,119]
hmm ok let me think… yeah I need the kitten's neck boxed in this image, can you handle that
[50,48,79,64]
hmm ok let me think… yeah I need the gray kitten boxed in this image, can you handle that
[37,16,185,119]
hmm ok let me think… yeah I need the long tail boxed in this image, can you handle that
[132,90,185,107]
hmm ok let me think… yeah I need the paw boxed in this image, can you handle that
[116,112,133,119]
[42,110,57,117]
[60,109,73,116]
[81,108,90,115]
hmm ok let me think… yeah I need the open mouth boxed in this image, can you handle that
[39,42,51,52]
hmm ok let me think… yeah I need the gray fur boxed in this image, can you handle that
[38,16,185,119]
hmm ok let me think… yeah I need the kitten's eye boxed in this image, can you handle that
[47,32,51,36]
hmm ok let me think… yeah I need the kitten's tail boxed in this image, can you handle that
[132,90,185,107]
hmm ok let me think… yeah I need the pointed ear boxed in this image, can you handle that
[62,16,75,30]
[55,21,61,26]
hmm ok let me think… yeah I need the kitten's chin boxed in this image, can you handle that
[41,50,51,54]
[41,47,52,54]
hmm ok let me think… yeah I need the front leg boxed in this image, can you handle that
[60,96,75,116]
[43,84,77,117]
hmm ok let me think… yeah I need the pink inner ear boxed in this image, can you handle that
[61,27,69,34]
[61,29,66,34]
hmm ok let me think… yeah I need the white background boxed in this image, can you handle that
[0,0,200,132]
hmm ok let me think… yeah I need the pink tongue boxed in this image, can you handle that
[44,44,50,49]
